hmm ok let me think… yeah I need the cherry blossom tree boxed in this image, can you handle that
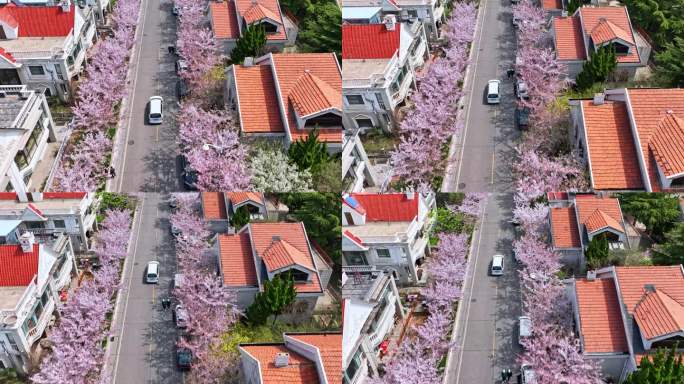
[174,0,220,93]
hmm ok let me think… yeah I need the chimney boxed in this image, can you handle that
[586,270,596,281]
[274,352,289,368]
[19,232,35,253]
[592,93,605,106]
[561,10,568,17]
[30,192,43,202]
[383,14,396,31]
[243,57,254,67]
[405,191,415,200]
[61,0,71,12]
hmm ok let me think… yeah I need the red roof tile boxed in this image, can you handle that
[553,16,587,60]
[243,3,280,25]
[287,333,342,384]
[648,114,684,178]
[0,244,39,286]
[578,6,640,63]
[546,191,569,201]
[226,192,265,206]
[575,278,629,353]
[0,192,18,200]
[202,192,228,220]
[342,23,401,60]
[262,239,315,273]
[235,0,286,41]
[209,1,239,39]
[288,72,342,118]
[240,343,320,383]
[634,289,684,340]
[1,5,75,37]
[350,193,418,222]
[550,207,581,248]
[615,266,684,314]
[574,194,624,234]
[42,192,87,199]
[343,230,365,247]
[233,64,285,134]
[0,47,16,64]
[542,0,562,10]
[218,232,258,287]
[590,18,633,46]
[582,100,644,190]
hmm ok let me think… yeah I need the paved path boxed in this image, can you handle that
[444,0,523,382]
[112,0,182,193]
[110,193,183,384]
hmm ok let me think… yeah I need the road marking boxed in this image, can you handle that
[117,0,150,192]
[112,194,146,384]
[455,198,487,384]
[454,0,489,189]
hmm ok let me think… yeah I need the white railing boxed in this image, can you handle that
[26,299,55,345]
[369,304,396,348]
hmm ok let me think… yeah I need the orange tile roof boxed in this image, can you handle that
[578,6,640,63]
[288,72,342,118]
[262,239,315,273]
[627,88,684,191]
[0,244,39,286]
[574,194,624,234]
[233,64,285,134]
[240,344,320,383]
[590,19,633,46]
[575,278,629,353]
[349,193,419,222]
[550,207,581,248]
[615,266,684,314]
[271,54,342,143]
[342,23,402,60]
[209,1,239,39]
[553,16,587,60]
[634,289,684,340]
[648,114,684,178]
[287,333,342,384]
[542,0,562,10]
[201,192,228,220]
[581,100,644,190]
[226,192,265,206]
[218,232,258,287]
[235,0,286,41]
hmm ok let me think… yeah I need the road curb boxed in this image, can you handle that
[441,0,486,193]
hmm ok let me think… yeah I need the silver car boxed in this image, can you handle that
[174,304,189,328]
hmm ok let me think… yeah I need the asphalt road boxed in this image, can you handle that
[113,0,182,193]
[112,193,183,384]
[445,0,523,382]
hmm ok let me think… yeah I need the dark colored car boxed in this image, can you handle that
[176,79,189,99]
[176,347,192,371]
[179,155,198,190]
[515,107,530,130]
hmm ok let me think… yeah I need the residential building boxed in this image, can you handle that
[342,192,435,285]
[0,231,77,374]
[0,85,57,196]
[0,0,108,21]
[342,269,405,383]
[567,265,684,382]
[569,88,684,192]
[342,18,428,132]
[541,0,564,17]
[342,130,377,193]
[342,0,446,40]
[239,332,342,384]
[201,191,267,233]
[225,52,343,152]
[208,0,297,56]
[551,5,650,79]
[0,192,97,252]
[0,1,97,101]
[548,192,628,270]
[215,222,330,319]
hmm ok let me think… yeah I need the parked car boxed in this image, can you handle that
[491,254,504,276]
[173,273,184,289]
[521,364,536,384]
[515,81,529,99]
[515,107,530,129]
[147,96,163,124]
[174,305,189,328]
[175,59,188,74]
[145,261,159,284]
[179,155,198,190]
[176,79,189,99]
[486,79,501,104]
[176,347,192,371]
[518,316,532,345]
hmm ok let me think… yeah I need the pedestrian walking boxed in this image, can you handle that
[161,297,170,310]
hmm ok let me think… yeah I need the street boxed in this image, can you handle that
[445,0,522,382]
[109,193,182,384]
[112,0,182,193]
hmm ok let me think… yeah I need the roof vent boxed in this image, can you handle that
[586,270,596,281]
[405,191,415,200]
[592,93,605,106]
[272,235,280,242]
[666,109,674,115]
[383,14,396,31]
[644,284,656,293]
[274,352,289,368]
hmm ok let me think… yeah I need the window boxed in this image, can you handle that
[6,335,18,352]
[40,290,49,307]
[344,212,354,225]
[305,113,341,128]
[355,118,374,129]
[344,251,367,265]
[407,10,418,19]
[25,126,44,159]
[346,95,365,105]
[278,270,308,282]
[611,42,630,55]
[344,349,363,383]
[376,248,391,258]
[29,66,45,76]
[25,221,44,229]
[375,92,387,110]
[53,219,66,229]
[54,64,65,80]
[262,22,278,34]
[14,151,29,170]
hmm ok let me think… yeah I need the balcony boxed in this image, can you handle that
[390,72,414,107]
[368,303,397,348]
[26,299,55,345]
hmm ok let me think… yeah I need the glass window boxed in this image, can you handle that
[375,92,386,110]
[25,221,44,229]
[377,248,391,258]
[345,348,362,382]
[346,95,365,105]
[14,151,28,170]
[28,66,45,76]
[344,251,367,265]
[355,118,374,129]
[25,126,44,160]
[7,335,18,351]
[40,290,49,306]
[53,219,66,229]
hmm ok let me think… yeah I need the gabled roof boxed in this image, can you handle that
[584,209,623,234]
[581,99,644,190]
[288,72,342,118]
[342,23,401,60]
[209,1,239,39]
[343,230,366,249]
[575,278,629,353]
[647,113,684,178]
[262,239,315,273]
[243,2,280,25]
[218,232,258,287]
[553,16,587,61]
[0,5,75,37]
[349,193,418,222]
[286,333,342,384]
[233,64,284,134]
[615,266,684,315]
[550,207,581,248]
[634,289,684,341]
[590,18,633,46]
[226,192,265,206]
[240,343,320,383]
[201,192,228,220]
[0,244,39,286]
[575,194,624,234]
[235,0,286,40]
[577,6,639,63]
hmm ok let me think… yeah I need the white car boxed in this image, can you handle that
[148,96,163,124]
[145,261,159,284]
[516,80,529,99]
[518,316,532,345]
[491,254,504,276]
[174,304,189,328]
[486,79,501,104]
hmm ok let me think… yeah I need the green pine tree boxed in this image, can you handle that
[230,24,267,65]
[576,45,617,90]
[654,222,684,266]
[245,272,297,325]
[618,192,681,242]
[625,344,684,384]
[230,205,251,229]
[297,2,342,55]
[585,234,609,270]
[288,129,330,173]
[655,36,684,87]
